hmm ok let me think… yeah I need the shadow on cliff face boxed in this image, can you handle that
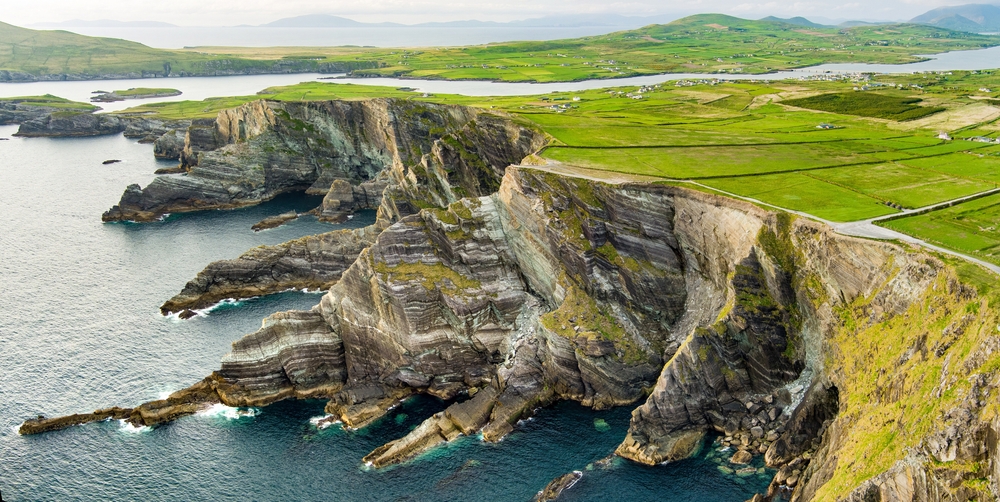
[23,97,1000,501]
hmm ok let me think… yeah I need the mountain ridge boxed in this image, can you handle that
[911,3,1000,32]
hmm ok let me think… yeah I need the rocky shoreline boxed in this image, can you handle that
[19,98,1000,501]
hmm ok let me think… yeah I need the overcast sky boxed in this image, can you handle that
[1,0,982,27]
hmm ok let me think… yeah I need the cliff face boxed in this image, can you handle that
[151,99,545,314]
[14,111,126,137]
[24,143,1000,498]
[102,99,546,223]
[0,100,91,125]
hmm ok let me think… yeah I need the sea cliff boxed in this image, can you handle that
[20,99,1000,501]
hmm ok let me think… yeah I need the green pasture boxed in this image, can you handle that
[699,172,898,221]
[900,153,1000,184]
[807,162,992,208]
[782,92,945,121]
[881,194,1000,266]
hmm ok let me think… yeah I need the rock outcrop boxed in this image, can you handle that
[102,99,546,222]
[24,111,1000,501]
[160,225,380,316]
[149,98,544,313]
[313,179,388,223]
[14,111,126,137]
[534,471,583,501]
[0,98,93,125]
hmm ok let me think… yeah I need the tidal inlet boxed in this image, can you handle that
[4,3,1000,501]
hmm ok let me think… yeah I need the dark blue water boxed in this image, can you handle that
[0,124,771,500]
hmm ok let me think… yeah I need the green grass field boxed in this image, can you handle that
[702,172,900,221]
[115,71,1000,227]
[782,92,945,121]
[882,194,1000,265]
[111,88,181,97]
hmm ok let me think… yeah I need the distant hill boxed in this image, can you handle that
[0,20,375,81]
[910,4,1000,32]
[258,13,678,29]
[31,19,177,28]
[261,15,399,28]
[759,16,828,28]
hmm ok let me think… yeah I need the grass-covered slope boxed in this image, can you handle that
[0,21,373,81]
[783,92,945,121]
[804,260,1000,500]
[117,71,1000,226]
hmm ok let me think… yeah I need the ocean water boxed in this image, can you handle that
[0,127,775,499]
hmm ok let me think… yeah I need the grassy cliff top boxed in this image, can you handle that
[110,88,181,96]
[0,93,98,111]
[116,69,1000,267]
[2,15,999,82]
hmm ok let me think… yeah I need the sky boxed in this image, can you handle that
[0,0,988,27]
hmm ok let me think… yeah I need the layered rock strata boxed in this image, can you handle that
[160,225,380,316]
[0,98,93,125]
[312,179,388,222]
[153,99,544,313]
[24,163,1000,500]
[14,111,126,137]
[102,99,546,223]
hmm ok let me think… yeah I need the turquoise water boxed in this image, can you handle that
[0,125,772,500]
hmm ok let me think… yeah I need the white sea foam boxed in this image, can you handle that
[198,403,259,420]
[163,310,191,321]
[197,403,260,420]
[195,297,250,315]
[119,420,150,434]
[309,414,341,430]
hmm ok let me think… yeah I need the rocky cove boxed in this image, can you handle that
[15,98,1000,501]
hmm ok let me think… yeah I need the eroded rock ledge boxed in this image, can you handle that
[26,164,1000,500]
[150,98,545,314]
[102,98,546,223]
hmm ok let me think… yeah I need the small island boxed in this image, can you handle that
[0,94,98,125]
[91,88,182,103]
